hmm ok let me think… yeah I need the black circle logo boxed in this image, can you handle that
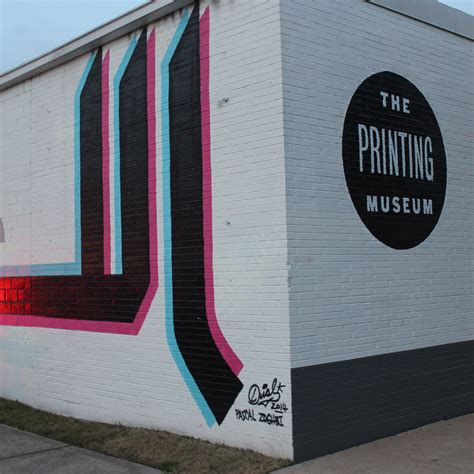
[342,71,447,249]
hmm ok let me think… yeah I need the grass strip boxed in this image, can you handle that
[0,398,290,473]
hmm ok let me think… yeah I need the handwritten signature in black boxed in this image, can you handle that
[248,378,286,408]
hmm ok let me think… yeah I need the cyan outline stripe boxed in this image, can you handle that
[0,263,81,277]
[113,35,139,275]
[0,53,95,277]
[161,8,216,428]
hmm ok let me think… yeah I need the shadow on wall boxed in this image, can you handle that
[0,218,4,242]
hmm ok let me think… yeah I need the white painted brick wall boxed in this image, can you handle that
[282,0,473,368]
[2,0,472,460]
[0,0,292,459]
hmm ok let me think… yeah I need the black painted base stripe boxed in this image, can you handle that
[292,341,474,462]
[169,7,243,424]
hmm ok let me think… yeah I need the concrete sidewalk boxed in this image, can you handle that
[276,415,473,474]
[0,424,161,474]
[1,416,472,473]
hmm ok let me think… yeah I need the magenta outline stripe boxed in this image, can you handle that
[0,35,158,335]
[200,8,243,375]
[102,50,112,275]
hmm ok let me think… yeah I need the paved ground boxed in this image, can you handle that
[0,424,161,474]
[1,416,472,473]
[276,415,474,474]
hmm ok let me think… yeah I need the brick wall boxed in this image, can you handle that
[282,0,473,369]
[1,0,472,462]
[281,0,473,461]
[0,0,292,459]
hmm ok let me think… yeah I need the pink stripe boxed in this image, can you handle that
[0,34,159,336]
[200,8,243,375]
[102,51,111,274]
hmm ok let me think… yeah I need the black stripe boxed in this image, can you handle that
[9,36,152,323]
[119,31,150,276]
[80,49,103,275]
[169,7,243,424]
[292,341,474,462]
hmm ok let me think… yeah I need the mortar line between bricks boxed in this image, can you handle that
[0,444,70,462]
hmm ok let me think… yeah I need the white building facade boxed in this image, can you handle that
[1,0,472,461]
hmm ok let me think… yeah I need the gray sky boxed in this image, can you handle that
[440,0,474,14]
[1,0,473,73]
[0,0,145,72]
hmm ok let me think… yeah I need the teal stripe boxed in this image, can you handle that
[161,9,216,428]
[0,263,80,277]
[113,35,139,275]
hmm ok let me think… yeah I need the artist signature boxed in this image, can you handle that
[248,378,286,408]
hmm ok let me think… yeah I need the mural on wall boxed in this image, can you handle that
[342,71,447,249]
[0,29,158,334]
[0,5,243,424]
[162,6,243,426]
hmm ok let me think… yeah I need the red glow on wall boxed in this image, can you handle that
[0,278,32,315]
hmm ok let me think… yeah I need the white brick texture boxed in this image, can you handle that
[0,0,292,459]
[282,0,473,368]
[0,0,472,461]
